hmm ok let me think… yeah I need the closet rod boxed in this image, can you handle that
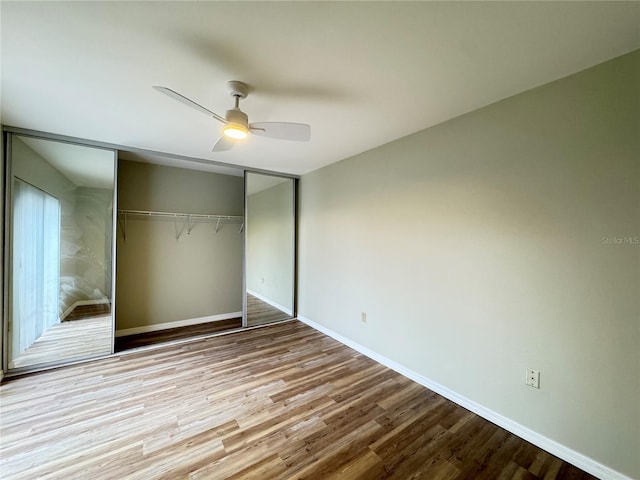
[117,209,243,221]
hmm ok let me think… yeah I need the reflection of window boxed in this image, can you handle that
[11,178,61,358]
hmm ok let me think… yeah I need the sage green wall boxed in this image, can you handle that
[117,159,243,215]
[299,51,639,478]
[246,180,294,313]
[116,160,244,330]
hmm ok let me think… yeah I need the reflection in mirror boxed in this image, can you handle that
[245,173,295,327]
[6,135,116,371]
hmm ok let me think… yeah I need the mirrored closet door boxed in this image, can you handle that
[4,133,117,373]
[244,172,296,327]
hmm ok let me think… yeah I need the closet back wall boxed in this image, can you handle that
[116,160,244,332]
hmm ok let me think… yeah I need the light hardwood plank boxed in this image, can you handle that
[246,294,290,326]
[8,316,112,369]
[0,321,597,480]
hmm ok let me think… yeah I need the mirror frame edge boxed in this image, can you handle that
[110,150,119,355]
[2,131,13,377]
[242,171,248,328]
[293,176,298,320]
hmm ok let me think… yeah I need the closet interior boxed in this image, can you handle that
[114,159,245,351]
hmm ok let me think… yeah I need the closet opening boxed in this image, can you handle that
[114,156,245,352]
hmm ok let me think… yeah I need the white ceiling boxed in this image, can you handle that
[1,2,638,176]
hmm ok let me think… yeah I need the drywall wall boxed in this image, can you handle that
[299,50,639,478]
[246,179,294,313]
[116,160,244,330]
[117,159,243,214]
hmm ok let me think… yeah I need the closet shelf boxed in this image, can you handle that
[118,209,243,221]
[117,209,244,241]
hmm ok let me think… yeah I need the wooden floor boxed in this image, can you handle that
[0,321,596,480]
[8,315,113,370]
[64,302,111,322]
[115,318,243,352]
[247,293,291,326]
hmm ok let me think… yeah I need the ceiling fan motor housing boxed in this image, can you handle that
[225,108,249,128]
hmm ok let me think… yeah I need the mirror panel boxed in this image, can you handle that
[245,172,295,327]
[5,134,116,372]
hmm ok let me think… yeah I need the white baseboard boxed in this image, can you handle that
[247,289,293,316]
[60,298,111,321]
[297,315,632,480]
[115,312,242,337]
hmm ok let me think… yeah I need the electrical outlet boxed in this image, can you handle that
[526,369,540,389]
[361,312,367,323]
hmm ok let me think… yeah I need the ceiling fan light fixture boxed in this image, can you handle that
[222,123,248,139]
[153,82,311,152]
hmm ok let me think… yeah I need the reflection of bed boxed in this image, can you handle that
[8,316,112,369]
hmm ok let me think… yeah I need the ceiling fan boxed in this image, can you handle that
[153,81,311,152]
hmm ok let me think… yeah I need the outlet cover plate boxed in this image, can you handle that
[526,369,540,389]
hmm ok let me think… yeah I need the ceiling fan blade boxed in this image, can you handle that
[249,122,311,142]
[212,136,236,152]
[153,86,226,124]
